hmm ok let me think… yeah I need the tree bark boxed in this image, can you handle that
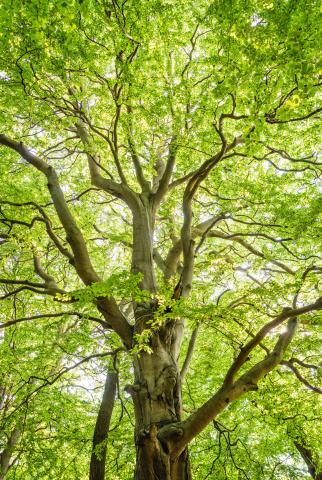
[132,195,158,295]
[129,197,192,477]
[127,196,187,478]
[294,441,322,480]
[129,330,192,480]
[89,370,117,480]
[0,428,20,480]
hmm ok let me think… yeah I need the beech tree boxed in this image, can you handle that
[1,0,322,478]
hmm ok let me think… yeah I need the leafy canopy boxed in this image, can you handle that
[1,0,322,478]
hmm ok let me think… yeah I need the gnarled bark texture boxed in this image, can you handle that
[129,194,192,479]
[129,332,191,480]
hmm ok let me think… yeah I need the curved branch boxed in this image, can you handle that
[180,131,244,300]
[0,133,99,283]
[168,171,195,192]
[75,121,134,202]
[126,109,151,192]
[0,201,74,261]
[280,360,322,394]
[0,133,133,346]
[206,230,295,276]
[289,357,320,369]
[266,107,322,124]
[0,257,71,302]
[166,316,300,459]
[0,286,53,300]
[223,300,322,388]
[164,214,225,282]
[0,278,46,288]
[154,136,179,209]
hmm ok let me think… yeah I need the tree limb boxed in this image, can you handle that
[167,316,300,458]
[180,323,200,381]
[75,121,135,204]
[205,229,295,275]
[126,110,151,193]
[0,133,133,346]
[154,136,178,209]
[280,360,322,394]
[223,300,322,388]
[293,439,322,480]
[0,201,74,260]
[0,311,112,330]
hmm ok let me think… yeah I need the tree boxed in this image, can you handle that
[1,0,322,478]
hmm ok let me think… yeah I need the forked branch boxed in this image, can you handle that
[0,133,133,346]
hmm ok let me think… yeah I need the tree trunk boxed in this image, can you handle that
[294,441,322,480]
[127,330,192,480]
[89,370,117,480]
[129,197,192,479]
[132,195,158,295]
[0,428,20,480]
[134,440,191,480]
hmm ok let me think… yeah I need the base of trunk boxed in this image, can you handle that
[134,426,191,480]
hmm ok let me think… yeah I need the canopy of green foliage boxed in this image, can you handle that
[1,0,322,478]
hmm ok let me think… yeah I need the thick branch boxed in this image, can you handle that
[0,134,99,284]
[127,132,151,193]
[180,323,200,381]
[33,255,63,291]
[163,214,226,282]
[180,131,243,299]
[0,427,21,479]
[168,316,299,458]
[153,136,178,209]
[0,278,45,288]
[293,440,322,480]
[75,121,136,206]
[0,134,133,346]
[168,171,195,192]
[152,248,167,273]
[152,146,166,193]
[223,300,322,388]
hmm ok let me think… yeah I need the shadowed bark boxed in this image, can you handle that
[0,427,20,480]
[294,440,322,480]
[89,370,117,480]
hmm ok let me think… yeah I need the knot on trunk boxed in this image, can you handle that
[134,299,157,323]
[245,382,258,391]
[124,383,141,397]
[135,424,158,447]
[157,422,184,450]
